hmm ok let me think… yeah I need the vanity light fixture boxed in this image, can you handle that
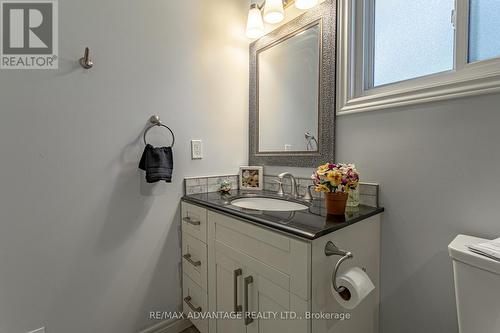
[245,0,319,39]
[246,3,265,39]
[263,0,285,24]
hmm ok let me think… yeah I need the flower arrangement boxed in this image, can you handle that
[312,163,359,194]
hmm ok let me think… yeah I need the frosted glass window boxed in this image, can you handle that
[373,0,455,87]
[469,0,500,63]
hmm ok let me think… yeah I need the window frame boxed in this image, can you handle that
[337,0,500,115]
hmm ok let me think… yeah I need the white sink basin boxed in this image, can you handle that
[230,197,309,212]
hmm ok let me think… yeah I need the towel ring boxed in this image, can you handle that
[143,115,175,147]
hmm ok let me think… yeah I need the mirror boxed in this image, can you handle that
[258,24,320,153]
[249,0,336,167]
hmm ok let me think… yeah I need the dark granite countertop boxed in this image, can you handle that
[182,190,384,240]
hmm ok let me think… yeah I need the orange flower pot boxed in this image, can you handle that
[325,192,348,215]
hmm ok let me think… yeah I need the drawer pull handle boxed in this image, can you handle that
[244,276,254,326]
[233,269,242,313]
[183,253,201,267]
[184,296,202,312]
[183,217,201,226]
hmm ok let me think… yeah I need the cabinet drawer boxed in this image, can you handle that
[183,274,208,333]
[182,233,208,290]
[181,202,207,243]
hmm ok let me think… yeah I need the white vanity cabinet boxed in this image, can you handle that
[181,201,381,333]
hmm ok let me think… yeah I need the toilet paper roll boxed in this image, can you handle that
[333,267,375,310]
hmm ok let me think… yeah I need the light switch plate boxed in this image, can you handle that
[191,140,203,159]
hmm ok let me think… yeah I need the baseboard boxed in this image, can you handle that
[138,318,192,333]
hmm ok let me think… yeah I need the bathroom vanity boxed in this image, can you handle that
[180,191,383,333]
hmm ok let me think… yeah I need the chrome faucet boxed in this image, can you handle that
[303,184,315,201]
[277,172,299,198]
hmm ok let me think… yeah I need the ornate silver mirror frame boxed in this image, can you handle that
[249,0,336,167]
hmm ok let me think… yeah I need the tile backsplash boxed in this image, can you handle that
[184,174,379,208]
[184,175,239,195]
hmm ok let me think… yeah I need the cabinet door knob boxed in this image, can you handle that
[233,269,243,313]
[244,276,254,326]
[183,216,201,226]
[183,253,201,267]
[184,296,202,312]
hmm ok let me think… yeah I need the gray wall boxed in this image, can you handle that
[338,95,500,333]
[268,92,500,333]
[0,0,248,332]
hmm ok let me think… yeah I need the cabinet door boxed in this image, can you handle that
[214,247,246,333]
[245,270,309,333]
[209,211,311,300]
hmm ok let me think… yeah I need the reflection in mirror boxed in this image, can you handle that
[258,24,320,153]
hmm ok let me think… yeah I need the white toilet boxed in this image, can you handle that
[448,235,500,333]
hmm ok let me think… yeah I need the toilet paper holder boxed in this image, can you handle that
[325,241,354,294]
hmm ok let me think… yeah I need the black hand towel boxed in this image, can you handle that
[139,144,173,183]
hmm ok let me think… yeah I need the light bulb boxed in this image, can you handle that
[246,4,265,39]
[295,0,319,10]
[263,0,285,24]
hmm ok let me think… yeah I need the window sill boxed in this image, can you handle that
[337,70,500,115]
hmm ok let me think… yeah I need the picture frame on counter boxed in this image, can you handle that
[239,166,264,190]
